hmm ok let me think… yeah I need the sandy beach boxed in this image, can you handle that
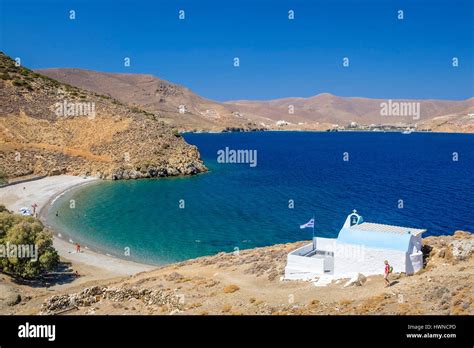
[1,178,472,316]
[0,175,154,285]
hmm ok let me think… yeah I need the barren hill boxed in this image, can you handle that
[37,68,264,132]
[0,52,206,180]
[225,93,474,131]
[38,67,474,132]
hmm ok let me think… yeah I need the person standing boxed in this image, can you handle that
[384,260,392,287]
[31,203,38,214]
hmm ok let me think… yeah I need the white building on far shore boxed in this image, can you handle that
[284,210,425,281]
[276,120,291,126]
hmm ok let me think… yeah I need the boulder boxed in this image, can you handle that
[41,285,184,314]
[450,239,474,261]
[6,293,22,306]
[343,273,367,288]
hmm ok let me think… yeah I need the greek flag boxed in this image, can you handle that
[300,218,314,229]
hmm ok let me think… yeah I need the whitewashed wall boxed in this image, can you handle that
[286,253,325,273]
[285,236,422,281]
[408,234,423,254]
[333,243,406,278]
[284,239,333,280]
[290,242,315,256]
[314,237,337,252]
[407,251,423,274]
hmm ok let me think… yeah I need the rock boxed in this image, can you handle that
[268,270,279,281]
[434,286,450,298]
[129,170,139,179]
[424,286,450,302]
[450,239,474,261]
[6,293,22,306]
[453,231,473,239]
[343,273,367,287]
[49,168,64,176]
[41,285,184,315]
[166,167,179,176]
[164,272,184,282]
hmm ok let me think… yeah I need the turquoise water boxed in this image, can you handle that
[47,132,474,265]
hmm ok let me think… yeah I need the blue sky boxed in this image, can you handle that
[0,0,472,101]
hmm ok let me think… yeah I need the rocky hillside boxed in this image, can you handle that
[225,94,474,130]
[0,52,207,180]
[37,68,265,132]
[38,68,474,132]
[417,111,474,133]
[2,231,472,315]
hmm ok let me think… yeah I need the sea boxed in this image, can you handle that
[46,131,474,265]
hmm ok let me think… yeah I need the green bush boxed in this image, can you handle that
[0,169,6,185]
[11,79,32,90]
[12,79,25,87]
[0,208,59,279]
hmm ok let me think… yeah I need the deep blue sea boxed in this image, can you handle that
[47,132,474,265]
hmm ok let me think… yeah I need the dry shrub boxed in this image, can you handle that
[397,303,411,314]
[356,294,387,314]
[451,305,466,315]
[222,304,232,313]
[188,302,202,309]
[223,284,240,293]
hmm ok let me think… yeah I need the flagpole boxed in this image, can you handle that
[312,214,315,250]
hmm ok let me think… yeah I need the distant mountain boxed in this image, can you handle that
[0,52,206,180]
[225,93,474,130]
[37,68,474,133]
[37,68,263,132]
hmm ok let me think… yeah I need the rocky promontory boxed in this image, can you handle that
[0,52,207,181]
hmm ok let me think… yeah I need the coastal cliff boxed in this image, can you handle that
[0,52,207,180]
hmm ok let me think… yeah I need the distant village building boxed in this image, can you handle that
[285,211,425,281]
[276,120,290,126]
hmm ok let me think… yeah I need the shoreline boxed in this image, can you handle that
[1,177,472,316]
[0,175,154,279]
[184,129,474,135]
